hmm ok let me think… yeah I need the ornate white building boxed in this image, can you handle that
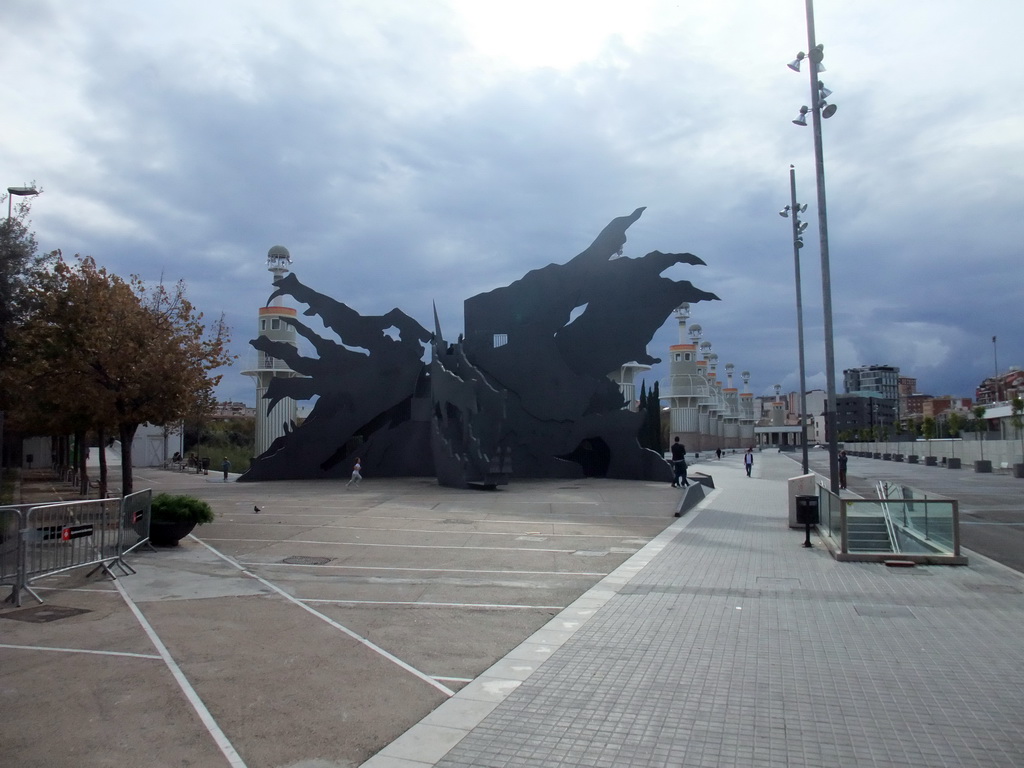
[661,304,755,451]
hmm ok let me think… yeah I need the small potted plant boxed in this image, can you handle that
[149,493,215,546]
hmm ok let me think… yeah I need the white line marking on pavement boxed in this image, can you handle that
[432,676,474,683]
[222,510,666,522]
[0,643,161,660]
[302,599,565,610]
[228,522,646,540]
[192,536,456,697]
[237,563,605,577]
[113,579,248,768]
[366,485,718,764]
[202,538,575,553]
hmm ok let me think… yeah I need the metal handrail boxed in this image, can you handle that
[875,481,901,554]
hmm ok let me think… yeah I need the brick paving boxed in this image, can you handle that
[366,451,1024,768]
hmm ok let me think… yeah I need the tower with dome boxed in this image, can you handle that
[242,246,304,457]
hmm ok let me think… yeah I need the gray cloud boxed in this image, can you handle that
[2,0,1021,408]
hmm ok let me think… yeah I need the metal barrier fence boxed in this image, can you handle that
[3,489,152,607]
[1,505,31,605]
[120,489,153,559]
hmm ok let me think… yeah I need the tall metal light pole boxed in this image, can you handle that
[780,165,810,474]
[6,186,39,219]
[789,0,840,493]
[2,185,40,469]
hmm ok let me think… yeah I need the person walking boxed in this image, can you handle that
[670,437,688,488]
[715,447,722,460]
[744,447,754,477]
[346,457,363,489]
[838,450,848,490]
[221,457,231,482]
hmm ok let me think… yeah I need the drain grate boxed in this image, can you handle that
[282,556,332,566]
[2,605,91,623]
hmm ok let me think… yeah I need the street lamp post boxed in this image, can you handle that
[779,165,810,475]
[789,0,840,494]
[2,185,40,469]
[6,185,39,219]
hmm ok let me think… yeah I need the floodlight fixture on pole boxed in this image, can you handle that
[789,0,840,494]
[6,185,39,219]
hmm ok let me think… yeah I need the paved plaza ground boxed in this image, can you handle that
[3,451,1024,767]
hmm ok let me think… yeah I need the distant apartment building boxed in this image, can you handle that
[844,364,900,428]
[898,375,917,421]
[835,392,896,437]
[903,393,933,417]
[844,365,900,400]
[975,367,1024,404]
[211,401,256,420]
[922,397,972,418]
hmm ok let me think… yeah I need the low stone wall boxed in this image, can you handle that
[843,439,1023,471]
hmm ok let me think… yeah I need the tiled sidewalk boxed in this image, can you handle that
[368,451,1024,767]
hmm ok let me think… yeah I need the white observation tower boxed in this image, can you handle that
[242,246,303,458]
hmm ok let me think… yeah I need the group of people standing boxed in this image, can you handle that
[669,439,758,486]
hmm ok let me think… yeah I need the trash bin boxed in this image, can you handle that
[200,457,211,475]
[795,495,819,526]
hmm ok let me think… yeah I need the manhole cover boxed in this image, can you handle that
[2,605,91,623]
[282,556,332,566]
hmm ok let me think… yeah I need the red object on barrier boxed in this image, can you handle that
[61,525,93,541]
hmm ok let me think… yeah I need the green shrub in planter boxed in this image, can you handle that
[150,493,215,525]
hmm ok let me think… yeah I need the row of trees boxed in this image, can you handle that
[837,400,1024,464]
[0,194,233,496]
[637,380,663,453]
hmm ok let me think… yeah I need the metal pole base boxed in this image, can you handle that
[803,523,813,548]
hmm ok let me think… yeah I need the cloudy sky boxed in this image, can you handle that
[3,0,1022,408]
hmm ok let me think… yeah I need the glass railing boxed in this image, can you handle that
[876,482,958,554]
[815,482,961,560]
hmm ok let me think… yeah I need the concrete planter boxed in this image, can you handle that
[894,454,904,462]
[882,453,892,461]
[947,458,961,469]
[925,456,937,466]
[1014,463,1024,479]
[907,455,919,464]
[974,460,992,473]
[872,452,882,459]
[149,519,198,547]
